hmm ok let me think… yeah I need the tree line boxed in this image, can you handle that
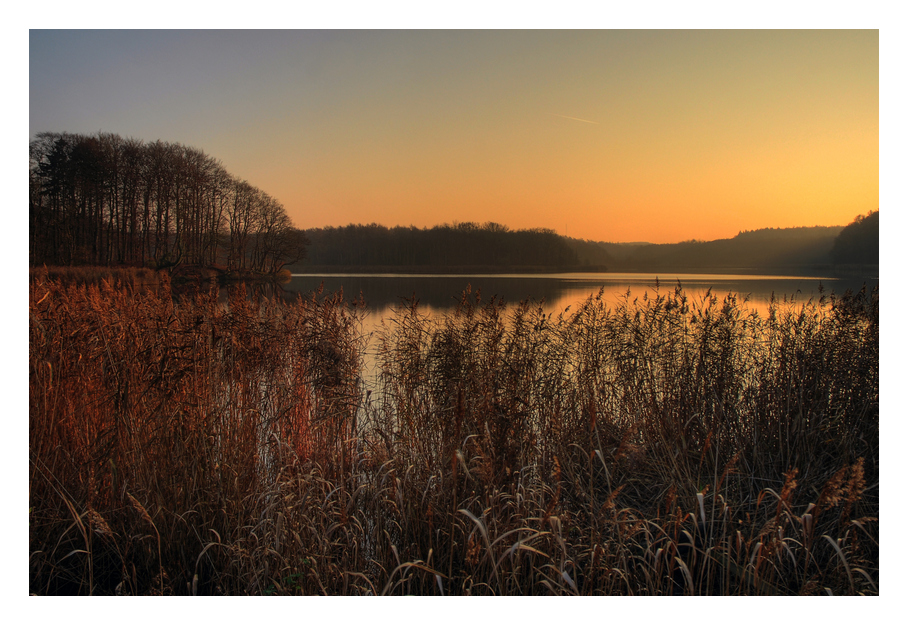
[296,220,877,275]
[29,132,307,273]
[300,222,588,271]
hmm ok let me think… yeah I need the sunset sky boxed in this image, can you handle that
[29,29,879,244]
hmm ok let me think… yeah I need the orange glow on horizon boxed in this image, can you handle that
[30,30,879,244]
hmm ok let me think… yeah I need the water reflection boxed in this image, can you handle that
[285,272,876,320]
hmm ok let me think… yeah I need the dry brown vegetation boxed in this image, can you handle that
[29,272,878,595]
[29,265,163,288]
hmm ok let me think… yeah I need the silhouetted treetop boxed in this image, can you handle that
[29,131,306,272]
[599,225,844,273]
[832,210,879,266]
[300,222,585,271]
[296,221,866,275]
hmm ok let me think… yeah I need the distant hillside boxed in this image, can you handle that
[602,226,844,274]
[291,222,855,275]
[832,211,878,266]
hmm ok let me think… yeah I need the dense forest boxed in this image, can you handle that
[29,132,307,273]
[293,220,877,276]
[301,222,590,272]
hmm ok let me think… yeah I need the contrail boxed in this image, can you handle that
[551,113,599,125]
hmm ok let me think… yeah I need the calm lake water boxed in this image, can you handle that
[286,271,876,320]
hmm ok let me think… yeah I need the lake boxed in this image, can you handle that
[285,271,876,320]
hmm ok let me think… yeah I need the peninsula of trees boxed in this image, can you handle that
[29,132,307,275]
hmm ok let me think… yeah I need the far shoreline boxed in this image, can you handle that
[288,263,877,280]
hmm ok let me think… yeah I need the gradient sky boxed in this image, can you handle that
[29,30,879,244]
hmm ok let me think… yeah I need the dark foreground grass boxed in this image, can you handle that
[29,273,878,595]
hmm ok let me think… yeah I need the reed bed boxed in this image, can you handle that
[29,265,163,288]
[29,275,878,595]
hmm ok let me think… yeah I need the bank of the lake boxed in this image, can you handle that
[29,273,878,595]
[29,264,294,289]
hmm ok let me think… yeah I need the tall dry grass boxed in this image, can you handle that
[365,283,877,595]
[30,273,365,594]
[30,265,162,288]
[29,275,878,595]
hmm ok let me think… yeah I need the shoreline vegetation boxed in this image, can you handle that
[29,271,878,595]
[29,265,293,290]
[30,261,878,286]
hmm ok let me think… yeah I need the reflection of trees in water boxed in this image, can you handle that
[281,274,878,319]
[283,276,569,311]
